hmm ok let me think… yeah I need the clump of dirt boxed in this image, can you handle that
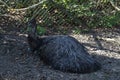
[0,17,120,80]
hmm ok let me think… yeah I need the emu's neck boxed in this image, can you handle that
[27,35,43,52]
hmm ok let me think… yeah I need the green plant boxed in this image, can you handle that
[72,27,81,34]
[37,25,46,35]
[0,0,120,29]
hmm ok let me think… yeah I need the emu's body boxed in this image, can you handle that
[27,19,101,73]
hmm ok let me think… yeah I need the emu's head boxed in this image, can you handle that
[27,18,37,37]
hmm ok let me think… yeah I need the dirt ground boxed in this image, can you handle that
[0,17,120,80]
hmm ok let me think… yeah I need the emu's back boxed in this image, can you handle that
[37,35,101,73]
[27,19,101,73]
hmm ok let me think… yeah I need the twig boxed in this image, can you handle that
[11,0,46,11]
[0,14,23,21]
[110,1,120,11]
[0,0,46,11]
[0,0,10,8]
[0,14,14,17]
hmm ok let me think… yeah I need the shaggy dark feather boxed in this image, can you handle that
[27,19,101,73]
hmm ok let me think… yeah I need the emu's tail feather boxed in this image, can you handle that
[51,57,101,73]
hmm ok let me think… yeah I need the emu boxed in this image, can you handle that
[27,19,101,73]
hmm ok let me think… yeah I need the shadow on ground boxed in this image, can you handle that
[0,34,120,80]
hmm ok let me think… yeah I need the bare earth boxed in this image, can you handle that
[0,17,120,80]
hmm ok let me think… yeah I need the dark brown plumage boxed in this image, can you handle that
[27,19,101,73]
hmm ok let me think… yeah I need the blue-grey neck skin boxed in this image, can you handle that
[27,18,38,51]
